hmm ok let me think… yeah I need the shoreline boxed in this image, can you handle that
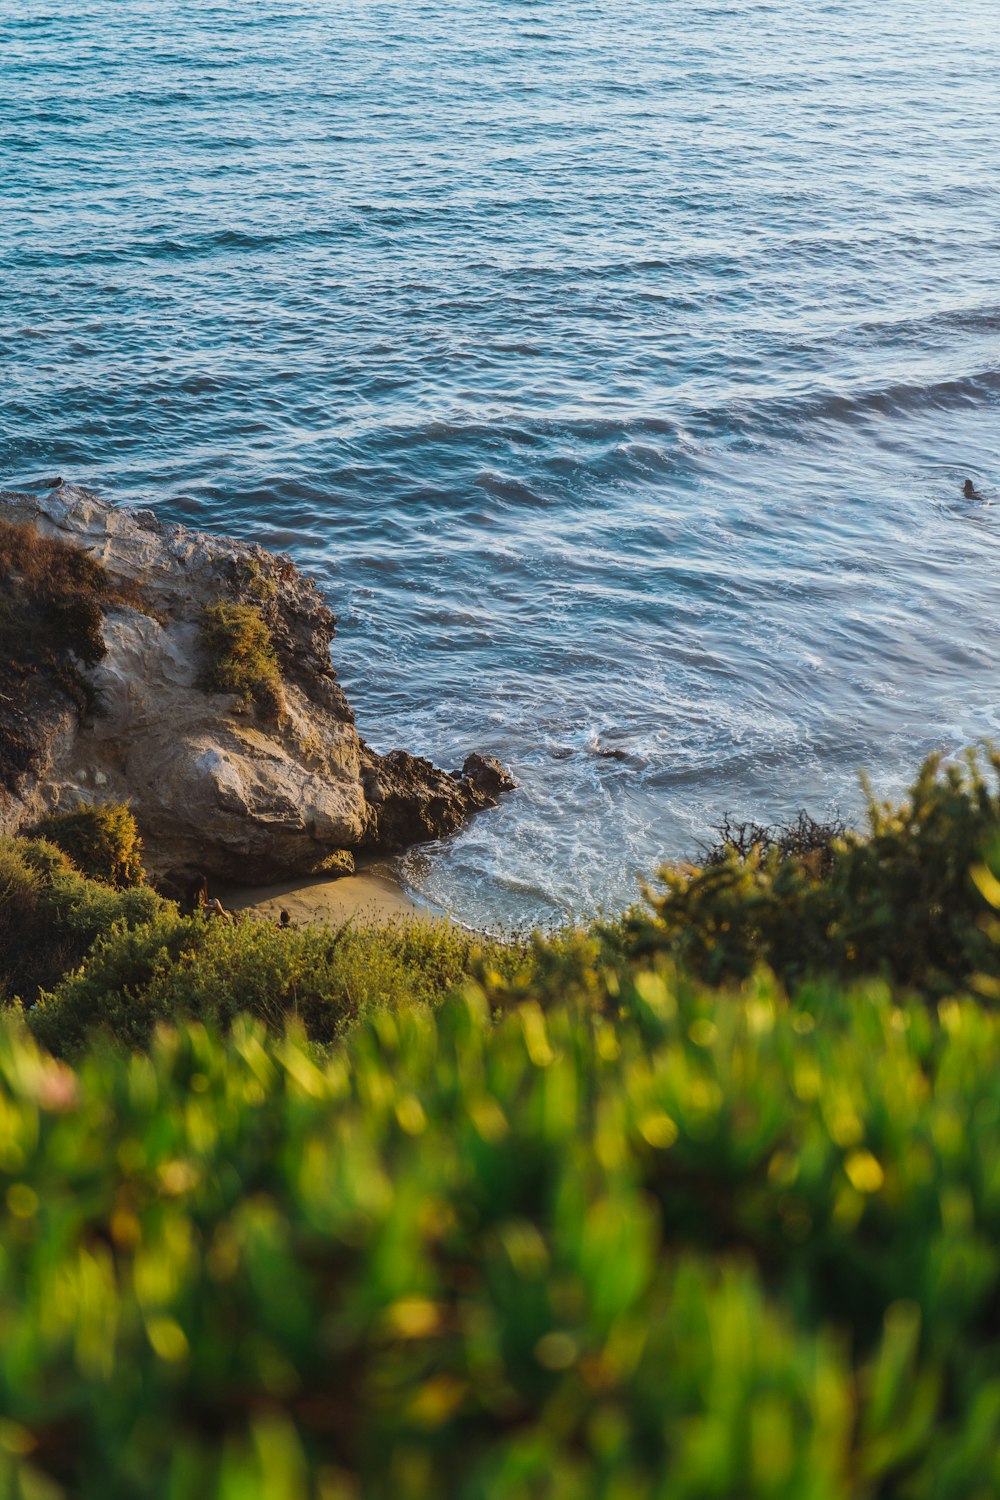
[0,483,516,902]
[218,858,427,927]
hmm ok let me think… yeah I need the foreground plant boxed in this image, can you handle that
[1,967,999,1499]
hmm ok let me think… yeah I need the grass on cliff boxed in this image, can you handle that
[0,517,148,788]
[197,601,286,719]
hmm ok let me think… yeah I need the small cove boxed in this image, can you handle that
[3,0,999,925]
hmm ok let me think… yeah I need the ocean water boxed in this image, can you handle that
[3,0,1000,925]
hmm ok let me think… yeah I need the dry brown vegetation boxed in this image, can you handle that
[0,518,148,790]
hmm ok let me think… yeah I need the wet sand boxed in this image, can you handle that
[219,863,426,927]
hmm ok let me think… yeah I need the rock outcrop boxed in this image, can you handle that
[0,483,514,888]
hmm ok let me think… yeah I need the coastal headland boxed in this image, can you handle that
[0,482,514,895]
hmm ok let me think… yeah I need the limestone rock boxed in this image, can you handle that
[0,483,515,888]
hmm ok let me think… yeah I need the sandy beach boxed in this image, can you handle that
[219,862,426,927]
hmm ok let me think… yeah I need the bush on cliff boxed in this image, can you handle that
[28,907,525,1057]
[2,970,1000,1499]
[619,750,1000,999]
[0,836,164,1006]
[197,600,285,718]
[32,800,146,887]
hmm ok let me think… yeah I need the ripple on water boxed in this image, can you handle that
[2,0,1000,924]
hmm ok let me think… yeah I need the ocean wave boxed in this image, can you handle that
[16,223,365,268]
[5,0,1000,926]
[694,368,1000,441]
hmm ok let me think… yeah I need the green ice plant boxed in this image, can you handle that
[2,968,1000,1498]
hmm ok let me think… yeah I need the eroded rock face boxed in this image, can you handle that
[0,483,514,887]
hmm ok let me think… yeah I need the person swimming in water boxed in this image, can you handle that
[964,478,983,500]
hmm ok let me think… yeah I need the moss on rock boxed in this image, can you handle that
[196,601,286,719]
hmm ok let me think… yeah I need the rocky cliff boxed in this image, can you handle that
[0,483,514,888]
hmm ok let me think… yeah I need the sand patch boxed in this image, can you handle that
[219,863,424,927]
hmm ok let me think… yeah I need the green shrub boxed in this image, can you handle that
[32,801,145,887]
[29,909,526,1056]
[197,601,285,718]
[620,750,1000,997]
[2,973,1000,1498]
[0,835,165,1005]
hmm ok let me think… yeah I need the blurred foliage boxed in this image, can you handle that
[197,602,285,719]
[28,906,524,1058]
[622,750,1000,997]
[31,802,145,889]
[0,836,164,1006]
[1,972,1000,1498]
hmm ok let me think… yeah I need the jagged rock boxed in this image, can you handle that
[360,750,518,850]
[362,750,471,850]
[459,752,517,807]
[0,483,515,888]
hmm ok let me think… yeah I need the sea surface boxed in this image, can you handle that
[3,0,1000,925]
